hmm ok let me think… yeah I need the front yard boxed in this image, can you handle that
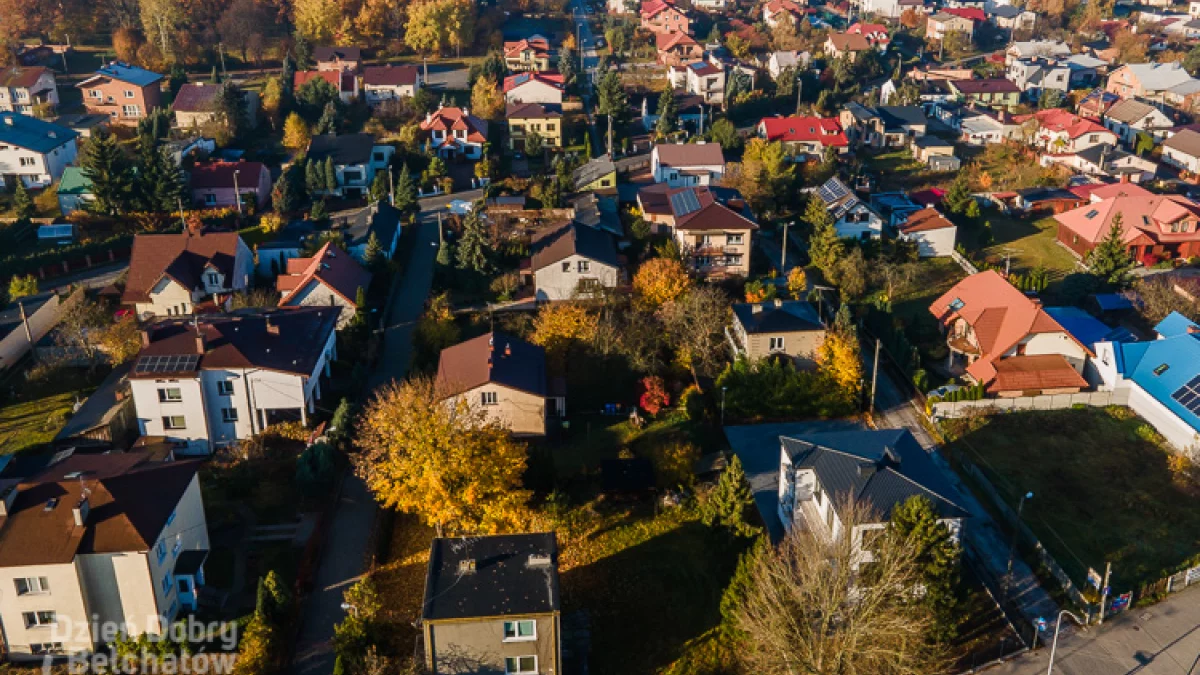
[0,366,110,455]
[943,407,1200,592]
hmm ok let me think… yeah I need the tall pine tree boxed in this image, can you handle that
[889,495,961,642]
[324,157,338,194]
[81,130,135,216]
[700,455,759,539]
[456,208,492,273]
[805,195,843,276]
[11,181,34,221]
[135,137,183,212]
[394,165,418,215]
[1087,212,1134,287]
[655,81,678,138]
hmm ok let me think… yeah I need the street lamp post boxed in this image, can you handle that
[233,169,242,216]
[1045,610,1085,675]
[1004,491,1034,603]
[720,386,727,427]
[340,602,359,618]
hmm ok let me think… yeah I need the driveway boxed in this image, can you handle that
[423,63,469,92]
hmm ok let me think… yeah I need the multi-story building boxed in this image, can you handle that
[641,0,691,34]
[0,453,209,660]
[650,142,725,186]
[420,106,488,160]
[306,133,395,198]
[0,66,58,114]
[947,78,1021,109]
[314,46,362,72]
[1054,188,1200,265]
[636,184,757,278]
[276,242,372,328]
[76,62,163,126]
[422,534,561,675]
[729,299,826,368]
[128,308,339,454]
[122,229,254,319]
[362,65,421,105]
[503,72,566,105]
[502,37,553,72]
[525,221,622,301]
[758,115,849,159]
[0,113,78,188]
[507,102,563,151]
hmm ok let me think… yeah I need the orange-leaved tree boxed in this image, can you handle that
[639,375,670,415]
[633,257,692,308]
[354,377,531,536]
[529,301,597,370]
[818,305,863,395]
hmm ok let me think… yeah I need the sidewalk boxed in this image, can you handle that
[982,584,1200,674]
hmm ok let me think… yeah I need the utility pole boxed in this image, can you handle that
[796,73,804,113]
[698,103,704,136]
[579,20,584,74]
[780,220,790,272]
[18,301,33,347]
[437,210,444,244]
[1004,491,1034,605]
[218,43,228,80]
[869,338,881,415]
[423,56,428,85]
[232,169,242,215]
[389,170,395,206]
[1098,562,1112,624]
[177,197,188,230]
[62,36,70,73]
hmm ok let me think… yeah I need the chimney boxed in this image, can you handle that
[141,328,153,348]
[504,343,512,357]
[457,559,477,574]
[1187,325,1199,334]
[195,329,206,353]
[3,117,13,126]
[73,496,90,527]
[526,553,552,568]
[0,486,16,517]
[752,303,762,313]
[773,298,783,308]
[265,316,280,336]
[857,463,877,478]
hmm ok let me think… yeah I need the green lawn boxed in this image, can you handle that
[944,407,1200,591]
[0,366,109,455]
[861,149,955,192]
[974,214,1080,279]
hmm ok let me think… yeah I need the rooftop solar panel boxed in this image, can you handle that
[134,354,201,375]
[1171,374,1200,416]
[668,189,702,216]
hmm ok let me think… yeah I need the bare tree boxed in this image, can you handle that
[657,285,729,389]
[734,498,948,675]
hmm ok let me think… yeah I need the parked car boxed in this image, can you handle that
[927,384,963,399]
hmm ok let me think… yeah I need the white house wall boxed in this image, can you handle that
[533,255,620,301]
[903,227,957,257]
[0,561,93,659]
[1013,332,1089,372]
[131,377,210,454]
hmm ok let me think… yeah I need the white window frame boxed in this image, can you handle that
[221,408,238,423]
[481,391,498,406]
[503,619,537,642]
[18,157,35,167]
[162,415,187,430]
[217,380,235,396]
[158,387,183,402]
[23,611,56,628]
[727,232,744,245]
[14,577,50,596]
[505,656,537,674]
[577,260,590,273]
[769,336,786,352]
[123,89,135,98]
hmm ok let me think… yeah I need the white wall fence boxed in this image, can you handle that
[931,389,1130,418]
[949,249,979,276]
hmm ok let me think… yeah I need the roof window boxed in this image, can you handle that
[1154,363,1170,376]
[949,298,965,311]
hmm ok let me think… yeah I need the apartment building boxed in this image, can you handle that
[76,62,163,126]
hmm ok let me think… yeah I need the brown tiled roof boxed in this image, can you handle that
[276,242,372,308]
[363,64,419,87]
[506,102,562,119]
[122,231,244,304]
[675,200,760,232]
[899,207,956,233]
[827,32,872,52]
[0,65,49,89]
[314,46,362,63]
[988,354,1087,393]
[171,82,221,112]
[420,107,488,143]
[653,142,725,167]
[0,453,200,566]
[435,331,548,398]
[131,307,339,378]
[190,161,268,190]
[529,221,620,270]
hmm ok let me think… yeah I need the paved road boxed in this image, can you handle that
[866,350,1060,633]
[290,194,454,675]
[570,0,604,156]
[46,261,128,293]
[984,583,1200,675]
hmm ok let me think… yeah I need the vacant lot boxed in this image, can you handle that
[862,149,955,192]
[975,214,1079,278]
[0,366,109,455]
[945,407,1200,591]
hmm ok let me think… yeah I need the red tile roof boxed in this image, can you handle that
[294,70,355,94]
[1013,108,1110,140]
[1054,192,1200,247]
[899,207,956,233]
[757,115,849,146]
[656,31,701,51]
[827,32,872,52]
[502,72,565,93]
[0,65,50,89]
[847,22,890,44]
[503,38,552,58]
[436,331,548,397]
[420,106,488,143]
[943,6,986,21]
[277,242,372,309]
[190,161,267,190]
[363,64,419,86]
[641,0,683,18]
[988,354,1088,394]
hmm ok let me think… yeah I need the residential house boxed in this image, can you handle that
[314,46,362,72]
[1106,62,1199,102]
[927,12,976,40]
[571,192,623,237]
[767,51,810,79]
[846,22,891,49]
[1045,143,1157,183]
[1016,108,1118,154]
[815,176,884,240]
[763,0,806,28]
[49,113,108,138]
[676,59,725,105]
[930,270,1091,396]
[1102,98,1173,145]
[76,62,163,126]
[637,184,757,277]
[421,533,561,675]
[1006,57,1070,99]
[838,104,926,149]
[656,32,704,67]
[525,221,622,300]
[650,142,725,186]
[0,66,57,114]
[869,192,924,227]
[122,230,254,318]
[898,207,957,256]
[757,115,849,160]
[503,73,566,105]
[0,113,78,188]
[824,33,873,62]
[507,102,563,152]
[692,0,728,10]
[128,308,339,453]
[942,6,986,22]
[435,331,565,435]
[294,70,358,104]
[912,136,959,169]
[51,361,137,450]
[641,0,691,34]
[306,133,395,196]
[1064,54,1107,88]
[1077,89,1122,118]
[729,299,826,368]
[56,166,94,215]
[276,242,372,328]
[1094,312,1200,455]
[503,37,553,72]
[344,202,404,263]
[990,4,1036,30]
[189,161,271,210]
[572,154,618,192]
[637,91,706,132]
[171,82,259,130]
[1013,187,1085,214]
[421,107,488,160]
[362,65,421,105]
[0,453,209,660]
[948,79,1021,108]
[1054,190,1200,265]
[1005,39,1071,65]
[776,429,969,563]
[1162,128,1200,175]
[851,0,908,18]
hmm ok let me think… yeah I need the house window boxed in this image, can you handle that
[158,388,183,402]
[769,336,786,352]
[561,261,571,272]
[18,157,35,167]
[30,643,63,655]
[813,479,823,505]
[505,656,537,674]
[121,104,141,117]
[700,235,713,246]
[88,89,101,99]
[123,90,135,98]
[577,260,590,273]
[546,123,556,132]
[503,619,537,641]
[373,152,386,163]
[217,380,235,396]
[14,577,50,596]
[727,233,744,245]
[481,391,498,406]
[162,573,173,595]
[157,540,168,564]
[221,408,238,423]
[162,415,187,430]
[204,194,217,206]
[207,272,220,285]
[23,611,56,628]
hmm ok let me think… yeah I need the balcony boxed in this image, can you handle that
[947,334,980,356]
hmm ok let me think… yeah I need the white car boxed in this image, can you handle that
[447,200,474,216]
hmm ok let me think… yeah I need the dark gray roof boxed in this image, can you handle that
[530,220,620,270]
[423,533,560,621]
[733,300,823,335]
[571,192,623,237]
[1016,187,1080,202]
[1076,143,1132,166]
[572,154,617,190]
[0,292,56,342]
[781,429,969,521]
[346,202,402,249]
[877,106,927,130]
[991,4,1023,18]
[307,133,376,166]
[53,362,132,445]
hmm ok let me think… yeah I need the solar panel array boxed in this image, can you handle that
[1171,374,1200,417]
[817,177,850,205]
[134,354,201,375]
[668,189,702,217]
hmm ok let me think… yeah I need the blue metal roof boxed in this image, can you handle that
[89,62,163,87]
[1044,306,1129,349]
[1092,292,1133,312]
[0,113,77,153]
[1117,332,1200,435]
[1154,311,1198,339]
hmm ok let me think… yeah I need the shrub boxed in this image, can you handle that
[296,442,337,497]
[639,376,670,415]
[649,440,700,490]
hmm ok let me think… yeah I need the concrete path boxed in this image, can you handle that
[866,351,1060,633]
[982,584,1200,675]
[290,197,445,675]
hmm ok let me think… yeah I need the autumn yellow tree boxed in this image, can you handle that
[355,377,531,536]
[633,257,692,308]
[471,73,505,120]
[819,306,863,395]
[405,0,450,55]
[283,113,311,150]
[530,302,598,368]
[787,267,807,298]
[445,0,477,58]
[98,315,143,364]
[293,0,342,41]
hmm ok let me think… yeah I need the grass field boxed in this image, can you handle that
[861,149,956,192]
[945,407,1200,591]
[0,366,108,455]
[976,214,1080,279]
